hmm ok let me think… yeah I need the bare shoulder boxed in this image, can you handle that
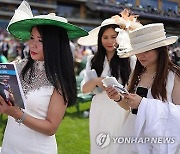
[51,89,64,104]
[174,73,180,87]
[172,74,180,105]
[175,73,180,82]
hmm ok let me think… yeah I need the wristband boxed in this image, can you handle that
[15,110,26,126]
[114,96,122,102]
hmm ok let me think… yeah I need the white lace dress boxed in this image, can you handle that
[1,60,56,154]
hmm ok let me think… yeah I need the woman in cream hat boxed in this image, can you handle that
[106,23,180,154]
[0,1,88,154]
[80,9,142,154]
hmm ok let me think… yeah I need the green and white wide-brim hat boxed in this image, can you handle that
[118,23,178,58]
[7,1,88,41]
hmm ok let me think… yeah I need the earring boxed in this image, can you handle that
[113,43,118,49]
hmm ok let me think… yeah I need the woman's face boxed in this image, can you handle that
[101,28,117,53]
[28,27,44,61]
[136,49,158,67]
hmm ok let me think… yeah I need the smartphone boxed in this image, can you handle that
[113,85,129,95]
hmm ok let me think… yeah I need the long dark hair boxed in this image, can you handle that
[22,25,76,107]
[128,46,180,101]
[91,24,131,86]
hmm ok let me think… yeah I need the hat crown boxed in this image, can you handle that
[117,23,178,58]
[7,0,33,28]
[48,13,56,16]
[129,23,164,38]
[129,23,166,49]
[34,13,67,23]
[101,18,116,26]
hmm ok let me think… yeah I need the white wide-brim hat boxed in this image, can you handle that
[118,23,178,58]
[77,11,143,46]
[7,1,88,41]
[77,18,121,46]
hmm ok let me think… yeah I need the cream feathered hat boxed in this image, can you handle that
[117,23,178,58]
[77,9,142,46]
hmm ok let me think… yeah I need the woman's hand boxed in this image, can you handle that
[106,86,131,110]
[82,77,105,93]
[0,95,22,119]
[105,86,122,101]
[96,77,106,90]
[125,94,142,109]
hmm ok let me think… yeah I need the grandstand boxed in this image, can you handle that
[0,0,179,41]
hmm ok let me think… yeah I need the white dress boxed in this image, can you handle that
[81,55,129,154]
[117,71,178,154]
[1,60,57,154]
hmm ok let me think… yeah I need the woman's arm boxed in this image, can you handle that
[82,77,105,93]
[172,74,180,105]
[81,55,105,93]
[0,89,67,136]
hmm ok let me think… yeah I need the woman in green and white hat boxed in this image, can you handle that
[0,1,88,153]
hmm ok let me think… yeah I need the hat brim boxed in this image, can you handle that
[8,18,88,40]
[77,19,119,46]
[118,36,178,58]
[77,26,101,46]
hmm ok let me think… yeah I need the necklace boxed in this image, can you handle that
[134,71,156,91]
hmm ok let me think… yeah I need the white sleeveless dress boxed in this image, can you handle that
[116,71,176,154]
[1,60,57,154]
[81,55,129,154]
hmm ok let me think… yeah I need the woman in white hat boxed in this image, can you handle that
[106,23,180,154]
[0,1,88,154]
[79,9,142,154]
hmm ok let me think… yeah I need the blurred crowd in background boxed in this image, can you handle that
[0,27,179,76]
[97,0,180,18]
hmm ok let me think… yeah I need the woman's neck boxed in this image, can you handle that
[144,65,156,75]
[106,51,115,62]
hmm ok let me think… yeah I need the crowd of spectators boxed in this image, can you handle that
[0,28,29,62]
[95,0,180,18]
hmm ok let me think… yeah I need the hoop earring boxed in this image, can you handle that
[113,43,118,49]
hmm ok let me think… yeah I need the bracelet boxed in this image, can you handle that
[114,96,122,102]
[15,110,27,126]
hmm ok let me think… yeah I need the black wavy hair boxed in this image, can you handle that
[91,24,131,86]
[21,25,76,107]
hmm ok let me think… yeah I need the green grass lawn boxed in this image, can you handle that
[0,114,7,144]
[0,102,91,154]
